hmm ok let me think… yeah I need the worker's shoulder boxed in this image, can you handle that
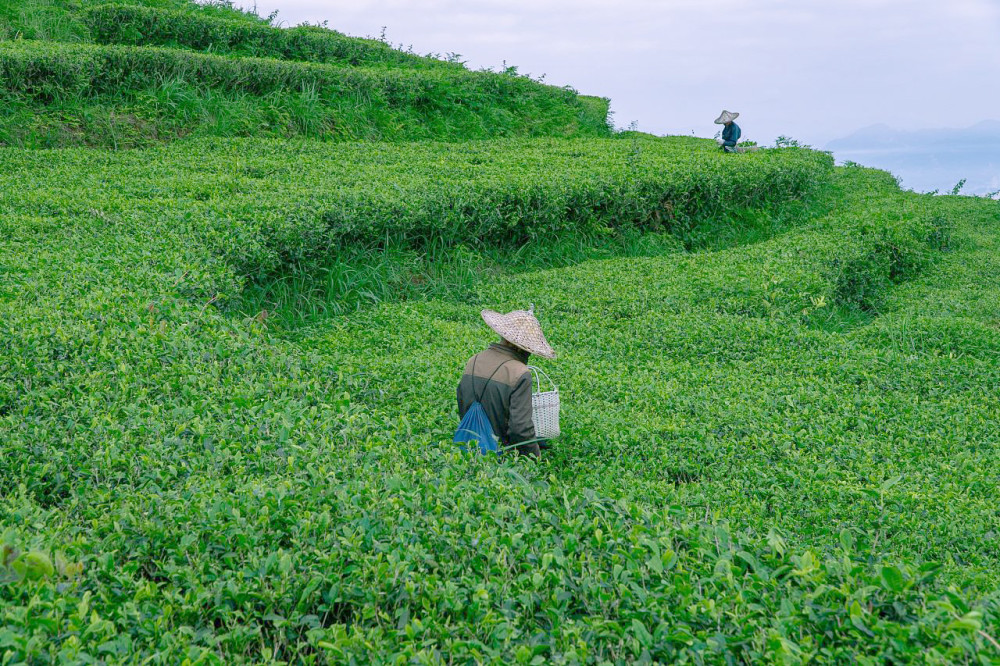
[465,348,531,384]
[502,358,531,381]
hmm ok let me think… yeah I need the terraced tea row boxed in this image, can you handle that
[0,39,610,147]
[0,135,832,293]
[83,3,457,69]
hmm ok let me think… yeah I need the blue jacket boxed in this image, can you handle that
[722,122,741,147]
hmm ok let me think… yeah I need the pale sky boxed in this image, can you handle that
[240,0,1000,146]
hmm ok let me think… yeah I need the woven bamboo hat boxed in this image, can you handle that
[714,110,739,124]
[481,307,556,359]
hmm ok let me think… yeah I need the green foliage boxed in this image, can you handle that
[0,40,609,146]
[2,0,1000,661]
[0,39,544,105]
[0,0,266,41]
[0,0,611,148]
[827,210,941,314]
[0,134,827,296]
[576,94,613,134]
[2,134,1000,661]
[0,0,88,41]
[774,135,810,149]
[0,543,83,585]
[83,3,457,69]
[230,138,828,326]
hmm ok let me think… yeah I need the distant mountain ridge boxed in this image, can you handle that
[826,120,1000,151]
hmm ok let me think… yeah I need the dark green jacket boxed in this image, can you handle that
[722,122,741,147]
[457,343,538,455]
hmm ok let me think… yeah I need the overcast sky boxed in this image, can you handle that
[241,0,1000,147]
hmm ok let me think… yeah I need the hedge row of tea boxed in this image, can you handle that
[0,40,561,107]
[0,0,265,42]
[2,134,999,660]
[0,0,612,148]
[0,135,831,292]
[0,40,610,147]
[83,4,455,69]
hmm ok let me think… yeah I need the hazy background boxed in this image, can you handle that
[237,0,1000,194]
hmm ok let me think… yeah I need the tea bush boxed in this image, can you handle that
[0,0,265,41]
[83,4,457,69]
[0,40,589,117]
[0,40,610,146]
[0,0,91,42]
[0,0,613,147]
[0,134,830,283]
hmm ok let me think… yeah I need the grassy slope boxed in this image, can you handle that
[0,1,611,147]
[1,135,999,661]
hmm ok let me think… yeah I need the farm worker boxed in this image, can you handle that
[715,110,741,153]
[457,308,556,457]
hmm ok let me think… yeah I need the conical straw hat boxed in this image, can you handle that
[714,110,740,124]
[481,307,556,359]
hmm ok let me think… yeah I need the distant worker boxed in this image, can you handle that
[715,110,741,153]
[457,308,556,458]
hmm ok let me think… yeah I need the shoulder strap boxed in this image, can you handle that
[475,359,513,403]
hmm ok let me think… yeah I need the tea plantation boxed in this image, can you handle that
[2,0,1000,663]
[0,0,610,147]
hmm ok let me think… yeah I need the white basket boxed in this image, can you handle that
[528,365,560,439]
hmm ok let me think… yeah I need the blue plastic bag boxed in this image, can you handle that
[453,401,499,455]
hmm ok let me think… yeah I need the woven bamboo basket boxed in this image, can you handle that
[528,365,560,439]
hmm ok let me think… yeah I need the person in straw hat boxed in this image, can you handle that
[715,110,741,153]
[457,307,556,457]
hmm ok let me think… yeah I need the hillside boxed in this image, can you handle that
[0,0,611,147]
[2,1,1000,663]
